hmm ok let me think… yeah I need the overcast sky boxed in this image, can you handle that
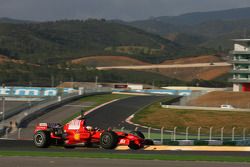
[1,0,250,21]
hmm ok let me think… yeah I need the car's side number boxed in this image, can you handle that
[120,139,126,144]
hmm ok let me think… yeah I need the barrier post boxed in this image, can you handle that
[243,128,246,140]
[198,127,201,140]
[148,127,151,139]
[161,127,164,144]
[232,127,236,141]
[5,127,9,138]
[209,127,213,141]
[58,96,61,102]
[173,127,177,141]
[186,127,189,140]
[18,128,22,139]
[221,127,224,141]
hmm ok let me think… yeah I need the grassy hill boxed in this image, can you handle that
[0,19,191,65]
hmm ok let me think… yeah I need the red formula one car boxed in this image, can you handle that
[33,115,153,150]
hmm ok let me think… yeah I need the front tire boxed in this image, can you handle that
[128,141,141,150]
[33,131,50,148]
[100,131,118,149]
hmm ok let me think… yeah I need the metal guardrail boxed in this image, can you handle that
[0,97,50,122]
[0,92,76,123]
[0,87,111,128]
[16,87,111,128]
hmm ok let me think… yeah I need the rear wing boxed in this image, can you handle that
[34,123,62,132]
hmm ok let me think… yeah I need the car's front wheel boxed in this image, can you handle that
[128,141,141,150]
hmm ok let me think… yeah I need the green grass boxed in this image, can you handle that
[0,151,250,162]
[132,99,250,136]
[62,93,133,124]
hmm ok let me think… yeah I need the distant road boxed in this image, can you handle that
[96,62,231,70]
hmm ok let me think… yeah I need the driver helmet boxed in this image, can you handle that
[86,126,93,131]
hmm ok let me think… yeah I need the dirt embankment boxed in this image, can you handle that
[0,54,39,67]
[188,91,250,108]
[154,55,230,81]
[161,55,223,65]
[71,56,149,67]
[153,66,230,81]
[71,54,230,81]
[148,55,229,81]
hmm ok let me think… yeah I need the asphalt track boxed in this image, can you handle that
[85,95,167,130]
[8,95,167,139]
[0,157,249,167]
[1,139,250,157]
[0,139,250,167]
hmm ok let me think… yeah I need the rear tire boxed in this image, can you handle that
[33,131,50,148]
[130,131,145,139]
[100,131,118,149]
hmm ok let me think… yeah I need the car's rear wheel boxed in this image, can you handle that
[100,131,118,149]
[33,131,50,148]
[129,131,145,139]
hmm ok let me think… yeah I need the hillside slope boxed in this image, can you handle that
[75,55,230,81]
[0,19,188,64]
[127,7,250,51]
[155,7,250,25]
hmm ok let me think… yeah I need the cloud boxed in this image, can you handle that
[0,0,250,21]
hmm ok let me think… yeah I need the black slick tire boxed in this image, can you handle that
[33,131,51,148]
[100,131,118,149]
[128,141,141,150]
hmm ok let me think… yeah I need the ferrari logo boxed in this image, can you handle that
[74,133,80,140]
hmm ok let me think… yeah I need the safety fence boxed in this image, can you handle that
[116,126,250,146]
[4,125,250,146]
